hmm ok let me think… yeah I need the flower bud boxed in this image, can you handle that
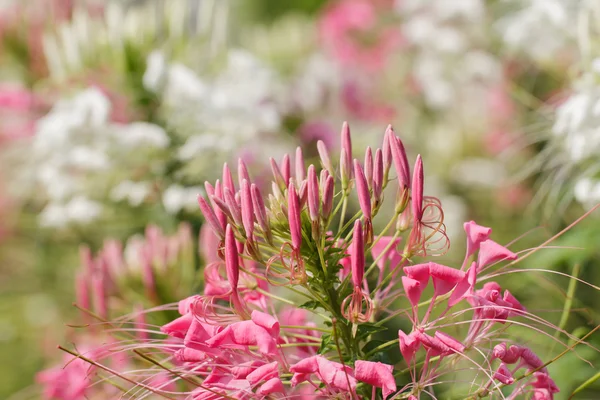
[295,147,305,181]
[317,140,334,177]
[288,182,302,250]
[238,158,251,188]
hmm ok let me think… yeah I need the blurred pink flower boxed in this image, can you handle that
[0,85,38,141]
[319,0,403,72]
[342,80,396,122]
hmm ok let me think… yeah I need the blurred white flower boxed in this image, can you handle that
[40,196,103,227]
[110,181,152,207]
[496,0,584,61]
[162,184,203,214]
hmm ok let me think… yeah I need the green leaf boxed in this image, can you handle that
[318,334,333,354]
[355,323,388,340]
[299,300,320,311]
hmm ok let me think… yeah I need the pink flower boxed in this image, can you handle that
[36,353,93,400]
[205,311,279,356]
[370,236,403,271]
[355,360,397,398]
[290,355,357,392]
[319,0,402,72]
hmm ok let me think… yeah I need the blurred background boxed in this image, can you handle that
[1,0,599,398]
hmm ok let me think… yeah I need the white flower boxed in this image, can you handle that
[110,181,152,206]
[574,178,600,206]
[39,196,103,227]
[143,51,167,91]
[113,122,170,148]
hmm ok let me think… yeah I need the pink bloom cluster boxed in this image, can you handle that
[43,122,562,399]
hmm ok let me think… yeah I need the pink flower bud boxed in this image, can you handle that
[139,246,157,303]
[251,184,269,234]
[383,125,393,174]
[298,179,308,208]
[317,140,334,176]
[225,224,239,289]
[411,155,423,221]
[319,169,330,192]
[373,148,384,203]
[238,158,251,188]
[197,196,225,238]
[240,180,254,239]
[75,271,90,314]
[295,147,305,181]
[364,147,373,191]
[353,159,372,220]
[91,269,107,319]
[281,154,291,185]
[288,182,302,250]
[204,181,215,197]
[307,165,319,222]
[270,157,286,190]
[388,128,410,189]
[322,176,334,219]
[341,121,353,180]
[351,220,365,287]
[222,163,235,193]
[211,180,227,229]
[340,148,351,189]
[210,194,233,223]
[223,187,243,227]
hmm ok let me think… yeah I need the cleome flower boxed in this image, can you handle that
[42,122,586,400]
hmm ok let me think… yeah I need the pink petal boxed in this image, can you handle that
[205,320,278,356]
[477,239,517,270]
[370,236,402,271]
[494,363,514,384]
[503,290,525,312]
[402,276,423,308]
[398,329,419,363]
[463,221,492,258]
[429,263,466,297]
[403,263,430,286]
[246,361,279,384]
[355,360,397,399]
[434,331,465,353]
[257,377,285,395]
[161,313,193,339]
[290,356,319,374]
[316,356,357,392]
[251,310,280,337]
[448,263,477,307]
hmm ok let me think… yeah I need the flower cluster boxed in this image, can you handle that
[47,123,570,399]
